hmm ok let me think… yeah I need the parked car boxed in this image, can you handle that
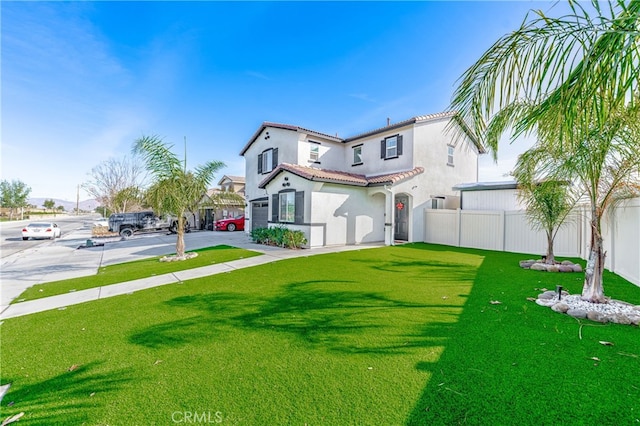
[214,215,245,232]
[108,211,189,238]
[22,222,61,240]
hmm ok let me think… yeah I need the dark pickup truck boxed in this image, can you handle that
[108,211,189,238]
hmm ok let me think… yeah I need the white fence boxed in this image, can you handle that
[424,198,640,286]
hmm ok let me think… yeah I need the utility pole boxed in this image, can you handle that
[76,184,80,216]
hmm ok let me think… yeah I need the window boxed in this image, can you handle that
[279,191,295,223]
[352,145,363,165]
[447,145,454,166]
[380,135,403,160]
[257,148,278,174]
[386,136,397,158]
[309,143,319,162]
[272,190,304,224]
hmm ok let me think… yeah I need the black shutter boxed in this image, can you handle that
[294,191,304,224]
[380,140,386,159]
[258,153,263,174]
[271,194,279,222]
[397,135,403,156]
[272,148,278,170]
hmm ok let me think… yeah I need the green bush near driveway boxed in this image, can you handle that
[251,225,307,249]
[1,243,639,424]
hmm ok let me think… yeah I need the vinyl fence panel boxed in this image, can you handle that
[424,198,639,286]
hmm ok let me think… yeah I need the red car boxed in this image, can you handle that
[214,215,245,232]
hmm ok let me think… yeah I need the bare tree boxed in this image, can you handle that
[83,156,147,214]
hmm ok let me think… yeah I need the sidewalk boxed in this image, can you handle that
[0,228,382,320]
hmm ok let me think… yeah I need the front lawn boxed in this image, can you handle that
[14,245,261,303]
[1,244,638,425]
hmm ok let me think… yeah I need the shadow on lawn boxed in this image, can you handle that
[1,361,132,425]
[130,269,476,355]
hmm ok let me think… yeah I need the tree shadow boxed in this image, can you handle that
[128,293,244,349]
[128,278,474,356]
[1,361,132,425]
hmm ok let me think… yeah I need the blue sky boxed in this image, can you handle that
[2,1,563,202]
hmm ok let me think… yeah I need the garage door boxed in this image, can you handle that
[251,201,269,230]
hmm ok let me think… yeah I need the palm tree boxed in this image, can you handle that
[133,135,225,258]
[514,167,576,265]
[450,1,640,302]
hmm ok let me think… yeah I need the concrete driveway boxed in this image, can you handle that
[0,228,260,310]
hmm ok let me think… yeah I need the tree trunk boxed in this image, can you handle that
[176,216,185,258]
[581,218,606,303]
[545,230,555,264]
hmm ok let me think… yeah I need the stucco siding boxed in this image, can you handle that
[311,184,385,246]
[343,126,414,175]
[413,119,479,198]
[297,136,344,169]
[244,126,299,203]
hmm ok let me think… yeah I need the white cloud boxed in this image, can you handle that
[245,70,270,80]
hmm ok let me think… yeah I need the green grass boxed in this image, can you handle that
[14,245,261,303]
[1,243,639,425]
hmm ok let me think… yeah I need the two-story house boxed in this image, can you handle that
[240,111,485,247]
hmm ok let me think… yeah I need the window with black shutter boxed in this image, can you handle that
[381,134,403,160]
[259,148,277,174]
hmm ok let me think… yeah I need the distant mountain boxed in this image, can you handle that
[28,198,101,212]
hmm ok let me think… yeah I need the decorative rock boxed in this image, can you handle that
[610,299,634,307]
[551,302,569,313]
[538,291,557,300]
[587,311,609,323]
[520,258,584,273]
[567,308,588,319]
[536,293,638,326]
[159,252,199,262]
[536,298,556,307]
[609,314,632,325]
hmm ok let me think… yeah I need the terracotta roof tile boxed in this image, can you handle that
[367,167,425,185]
[258,163,424,189]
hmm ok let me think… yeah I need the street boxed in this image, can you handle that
[0,215,96,258]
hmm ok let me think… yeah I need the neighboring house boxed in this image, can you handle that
[195,175,246,230]
[240,111,485,247]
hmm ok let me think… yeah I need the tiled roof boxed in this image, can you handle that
[367,167,425,185]
[344,111,458,142]
[258,163,424,189]
[217,175,246,185]
[240,111,484,155]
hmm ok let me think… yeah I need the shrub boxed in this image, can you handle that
[250,226,307,249]
[250,227,270,245]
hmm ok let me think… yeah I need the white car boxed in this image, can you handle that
[22,222,62,240]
